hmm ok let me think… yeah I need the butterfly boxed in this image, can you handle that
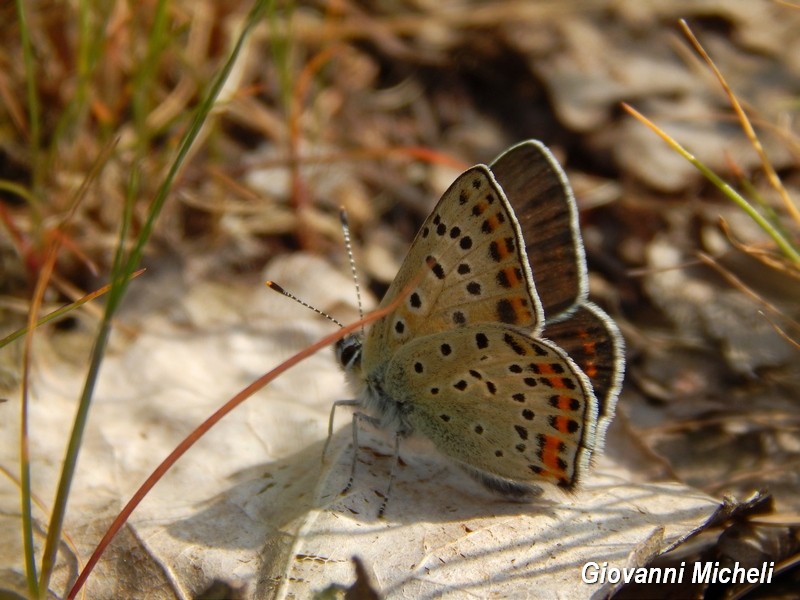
[334,140,624,499]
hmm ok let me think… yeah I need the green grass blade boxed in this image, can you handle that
[37,2,274,594]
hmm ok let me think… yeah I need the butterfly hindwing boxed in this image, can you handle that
[382,324,599,489]
[542,302,624,450]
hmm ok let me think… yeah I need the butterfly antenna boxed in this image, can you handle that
[265,281,344,328]
[339,208,366,331]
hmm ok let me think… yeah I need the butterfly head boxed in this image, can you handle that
[335,332,369,400]
[336,333,363,374]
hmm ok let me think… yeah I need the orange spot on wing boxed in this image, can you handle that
[538,364,556,375]
[501,267,521,287]
[539,364,569,390]
[509,297,531,321]
[494,239,511,259]
[553,415,572,433]
[554,395,574,412]
[578,331,598,378]
[540,434,566,478]
[508,297,533,323]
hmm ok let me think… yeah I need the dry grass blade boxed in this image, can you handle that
[695,252,800,338]
[0,270,146,348]
[623,102,800,264]
[679,19,800,227]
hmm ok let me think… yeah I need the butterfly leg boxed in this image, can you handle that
[377,433,402,519]
[346,415,404,518]
[322,399,361,464]
[342,410,382,495]
[325,401,402,516]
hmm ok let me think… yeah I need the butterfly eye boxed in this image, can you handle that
[336,335,363,370]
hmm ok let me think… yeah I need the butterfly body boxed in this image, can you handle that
[336,140,624,495]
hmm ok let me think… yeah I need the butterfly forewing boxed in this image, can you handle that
[362,165,545,376]
[383,325,599,488]
[490,141,588,319]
